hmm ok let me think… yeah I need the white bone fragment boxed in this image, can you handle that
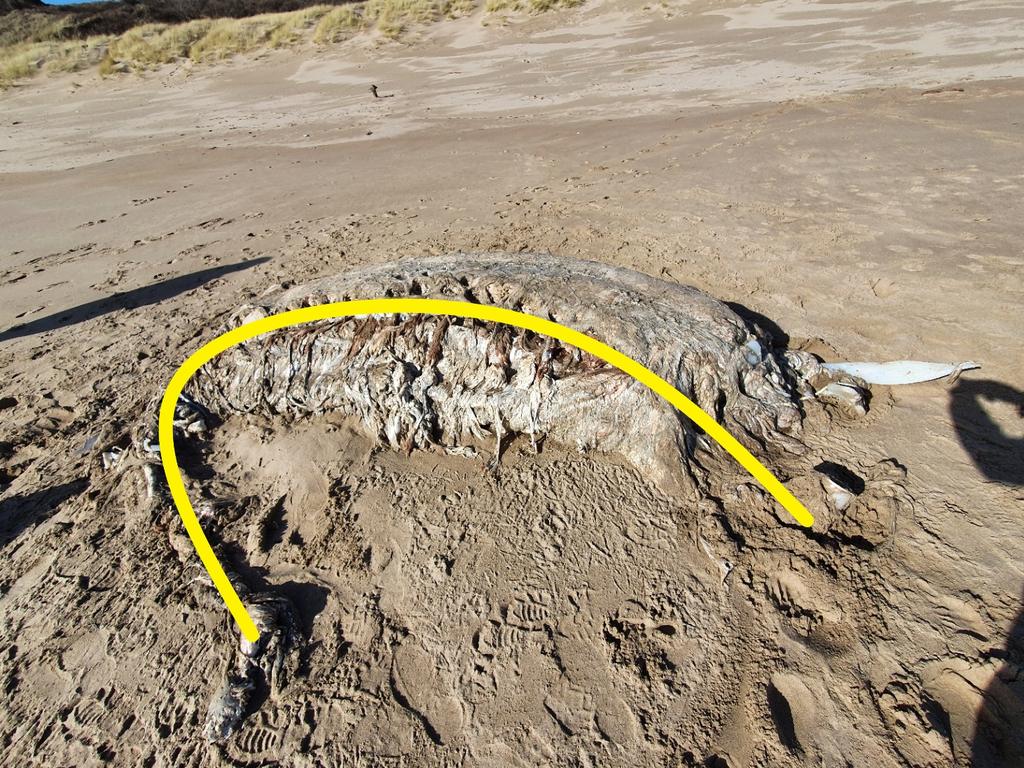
[142,463,159,500]
[742,339,763,365]
[101,446,125,470]
[822,360,979,385]
[823,477,852,512]
[814,382,867,417]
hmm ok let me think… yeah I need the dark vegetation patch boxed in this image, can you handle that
[1,0,357,46]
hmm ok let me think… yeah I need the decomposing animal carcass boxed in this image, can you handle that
[176,253,967,743]
[192,253,815,494]
[184,254,824,741]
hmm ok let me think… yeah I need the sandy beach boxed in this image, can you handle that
[1,0,1022,765]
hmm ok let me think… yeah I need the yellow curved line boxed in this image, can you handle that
[159,298,813,642]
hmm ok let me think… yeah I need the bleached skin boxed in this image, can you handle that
[192,253,810,493]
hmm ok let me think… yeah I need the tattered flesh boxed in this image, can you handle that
[193,254,807,492]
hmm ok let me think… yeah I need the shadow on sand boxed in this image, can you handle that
[0,478,89,549]
[949,379,1024,487]
[970,591,1024,767]
[947,378,1024,765]
[0,258,269,342]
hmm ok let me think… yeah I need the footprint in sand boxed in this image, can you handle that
[390,637,465,745]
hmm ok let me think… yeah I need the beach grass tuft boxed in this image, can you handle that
[312,5,367,43]
[1,0,584,89]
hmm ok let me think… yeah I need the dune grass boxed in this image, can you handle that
[191,15,289,61]
[103,21,213,70]
[0,11,72,49]
[267,4,334,46]
[485,0,580,13]
[444,0,477,17]
[190,5,333,60]
[93,7,333,71]
[0,35,108,87]
[312,5,367,43]
[0,46,38,88]
[1,0,586,89]
[363,0,445,39]
[358,0,477,39]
